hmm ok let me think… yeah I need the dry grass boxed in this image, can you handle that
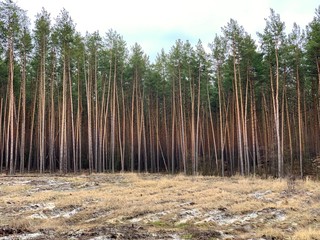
[292,228,320,240]
[0,173,319,239]
[257,227,286,239]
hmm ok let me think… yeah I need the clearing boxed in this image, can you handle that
[0,173,319,239]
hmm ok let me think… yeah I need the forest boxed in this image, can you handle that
[0,0,320,178]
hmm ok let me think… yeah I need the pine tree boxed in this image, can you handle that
[258,9,286,177]
[54,9,76,173]
[34,8,50,173]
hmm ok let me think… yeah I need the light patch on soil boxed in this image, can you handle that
[0,232,43,240]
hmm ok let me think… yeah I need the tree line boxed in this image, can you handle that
[0,0,320,177]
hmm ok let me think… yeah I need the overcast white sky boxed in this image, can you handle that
[16,0,319,61]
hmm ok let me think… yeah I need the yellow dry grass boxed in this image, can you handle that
[292,228,320,240]
[257,227,286,239]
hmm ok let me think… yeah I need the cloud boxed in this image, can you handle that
[17,0,320,61]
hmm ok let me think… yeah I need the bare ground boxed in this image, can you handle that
[0,173,319,239]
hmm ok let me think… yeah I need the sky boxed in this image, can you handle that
[16,0,319,61]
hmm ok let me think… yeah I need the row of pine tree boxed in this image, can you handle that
[0,0,320,177]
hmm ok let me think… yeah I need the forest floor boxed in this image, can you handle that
[0,173,319,240]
